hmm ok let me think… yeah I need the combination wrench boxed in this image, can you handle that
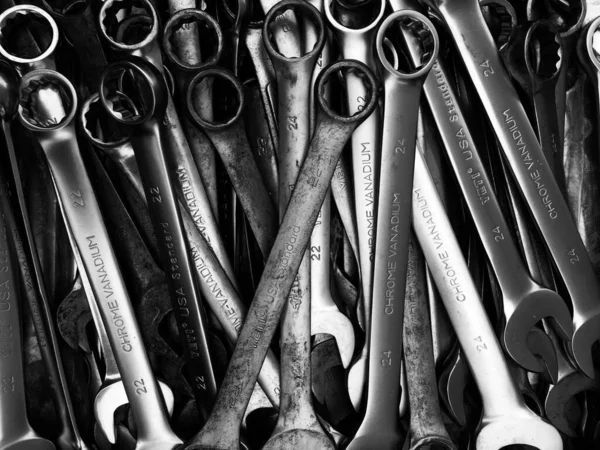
[391,0,572,375]
[0,32,88,450]
[403,239,457,450]
[324,0,386,410]
[261,2,333,448]
[81,91,282,409]
[99,56,217,419]
[0,201,55,450]
[183,59,379,450]
[304,0,355,369]
[413,147,562,450]
[162,7,221,218]
[347,10,438,449]
[185,67,279,259]
[98,0,236,282]
[18,68,182,449]
[422,0,600,378]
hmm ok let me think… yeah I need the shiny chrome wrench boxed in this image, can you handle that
[347,10,438,449]
[413,148,562,450]
[325,0,386,409]
[182,59,379,450]
[80,93,282,408]
[391,0,572,374]
[18,69,181,450]
[423,0,600,378]
[0,189,55,450]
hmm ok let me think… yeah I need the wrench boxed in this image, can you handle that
[99,56,217,418]
[261,2,333,448]
[18,68,181,450]
[182,59,378,450]
[56,207,175,444]
[413,147,562,449]
[162,7,221,218]
[348,12,438,449]
[81,92,282,409]
[0,58,88,450]
[324,0,385,410]
[0,202,55,450]
[98,0,236,283]
[185,67,279,259]
[403,238,457,450]
[393,0,571,375]
[423,0,600,378]
[303,0,355,369]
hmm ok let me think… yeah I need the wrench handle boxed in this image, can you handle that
[360,80,420,431]
[440,3,600,324]
[131,118,217,411]
[423,63,534,298]
[38,126,178,442]
[0,204,34,441]
[413,148,524,418]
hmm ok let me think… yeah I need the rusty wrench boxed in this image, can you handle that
[423,0,600,378]
[18,68,181,450]
[348,10,438,449]
[183,59,379,450]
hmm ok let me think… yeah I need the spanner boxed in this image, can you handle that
[162,6,221,218]
[262,2,333,448]
[18,68,182,449]
[0,54,87,450]
[99,56,217,419]
[182,59,378,450]
[185,67,279,259]
[424,0,600,378]
[348,11,438,449]
[81,92,282,409]
[392,0,571,376]
[98,0,236,282]
[0,203,55,450]
[324,0,386,410]
[403,238,457,450]
[413,147,562,450]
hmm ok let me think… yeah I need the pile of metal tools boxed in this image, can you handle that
[1,0,600,448]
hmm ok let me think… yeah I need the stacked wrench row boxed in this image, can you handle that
[0,0,599,448]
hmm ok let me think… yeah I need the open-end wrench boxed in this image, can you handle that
[403,238,457,450]
[261,3,333,448]
[413,147,562,450]
[99,56,217,419]
[18,68,181,450]
[185,67,279,259]
[0,57,87,449]
[392,0,571,376]
[424,0,600,378]
[98,0,236,282]
[303,0,355,369]
[0,204,55,450]
[183,59,379,450]
[162,7,221,218]
[325,0,386,410]
[81,92,282,409]
[56,198,175,444]
[348,12,438,449]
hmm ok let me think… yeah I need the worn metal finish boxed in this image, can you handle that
[182,59,378,450]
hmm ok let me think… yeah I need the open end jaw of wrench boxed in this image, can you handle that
[162,9,224,72]
[0,5,59,72]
